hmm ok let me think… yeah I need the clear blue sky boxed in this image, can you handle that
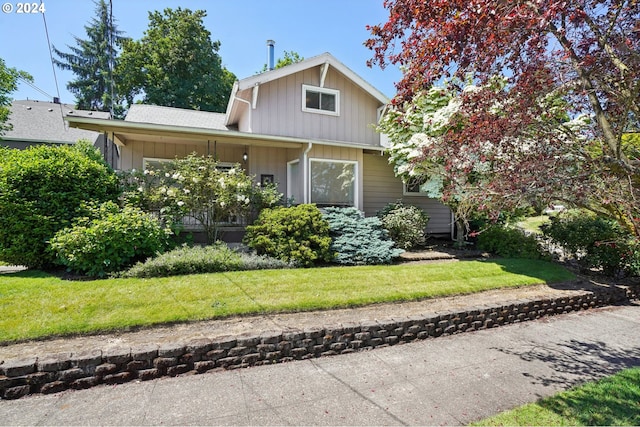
[0,0,402,105]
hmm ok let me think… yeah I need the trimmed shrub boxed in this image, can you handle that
[244,204,333,267]
[477,225,546,259]
[121,244,290,278]
[323,206,404,265]
[50,202,169,277]
[378,202,430,249]
[542,210,638,276]
[0,143,119,268]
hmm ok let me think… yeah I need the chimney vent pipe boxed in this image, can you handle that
[267,40,275,71]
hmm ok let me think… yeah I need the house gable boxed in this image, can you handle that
[226,53,388,147]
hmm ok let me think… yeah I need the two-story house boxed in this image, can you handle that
[66,52,453,237]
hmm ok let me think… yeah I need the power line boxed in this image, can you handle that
[17,76,54,100]
[40,0,64,120]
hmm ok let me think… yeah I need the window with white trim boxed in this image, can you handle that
[302,85,340,116]
[309,159,356,207]
[403,175,429,196]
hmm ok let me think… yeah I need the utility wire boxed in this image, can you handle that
[40,0,65,123]
[18,76,54,100]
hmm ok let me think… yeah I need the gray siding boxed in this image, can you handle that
[121,140,244,171]
[248,67,381,145]
[363,153,452,235]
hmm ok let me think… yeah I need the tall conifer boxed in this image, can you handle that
[53,0,126,115]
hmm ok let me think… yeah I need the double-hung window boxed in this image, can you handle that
[302,85,340,116]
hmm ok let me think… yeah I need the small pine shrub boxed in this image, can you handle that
[323,206,404,265]
[378,202,429,249]
[50,202,169,277]
[244,204,333,267]
[477,225,546,259]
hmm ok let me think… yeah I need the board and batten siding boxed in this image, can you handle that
[249,67,381,146]
[363,153,453,235]
[120,140,245,171]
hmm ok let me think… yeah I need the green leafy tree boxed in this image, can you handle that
[0,142,119,268]
[260,51,304,73]
[118,8,236,113]
[0,58,32,136]
[52,0,127,115]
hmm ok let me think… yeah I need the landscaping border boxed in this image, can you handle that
[1,285,639,400]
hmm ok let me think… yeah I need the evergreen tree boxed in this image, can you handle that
[53,0,126,115]
[117,8,236,113]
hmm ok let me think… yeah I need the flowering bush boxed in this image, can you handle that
[377,202,430,249]
[121,154,282,243]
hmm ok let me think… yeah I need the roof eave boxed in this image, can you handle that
[65,116,386,151]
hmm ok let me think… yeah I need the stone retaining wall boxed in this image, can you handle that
[2,285,639,400]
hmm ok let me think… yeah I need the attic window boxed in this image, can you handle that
[302,85,339,116]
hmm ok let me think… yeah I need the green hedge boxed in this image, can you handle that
[0,143,118,268]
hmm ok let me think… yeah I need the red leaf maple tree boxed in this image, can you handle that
[367,0,640,237]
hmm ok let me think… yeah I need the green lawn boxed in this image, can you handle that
[516,215,551,235]
[472,367,640,426]
[0,258,574,343]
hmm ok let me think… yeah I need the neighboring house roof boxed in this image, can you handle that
[125,104,231,131]
[2,100,109,145]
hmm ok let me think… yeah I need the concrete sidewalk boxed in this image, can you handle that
[1,304,639,426]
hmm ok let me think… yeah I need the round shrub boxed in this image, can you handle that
[324,207,403,265]
[378,202,429,249]
[477,225,546,259]
[542,209,637,276]
[243,204,333,267]
[50,202,169,277]
[0,143,119,268]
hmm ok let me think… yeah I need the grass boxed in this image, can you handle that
[472,367,640,426]
[515,215,551,235]
[0,258,574,343]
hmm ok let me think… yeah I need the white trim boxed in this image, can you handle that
[308,158,358,209]
[287,159,300,204]
[302,84,340,116]
[320,62,329,88]
[402,176,429,196]
[235,52,389,105]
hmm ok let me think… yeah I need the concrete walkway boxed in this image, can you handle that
[1,304,639,426]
